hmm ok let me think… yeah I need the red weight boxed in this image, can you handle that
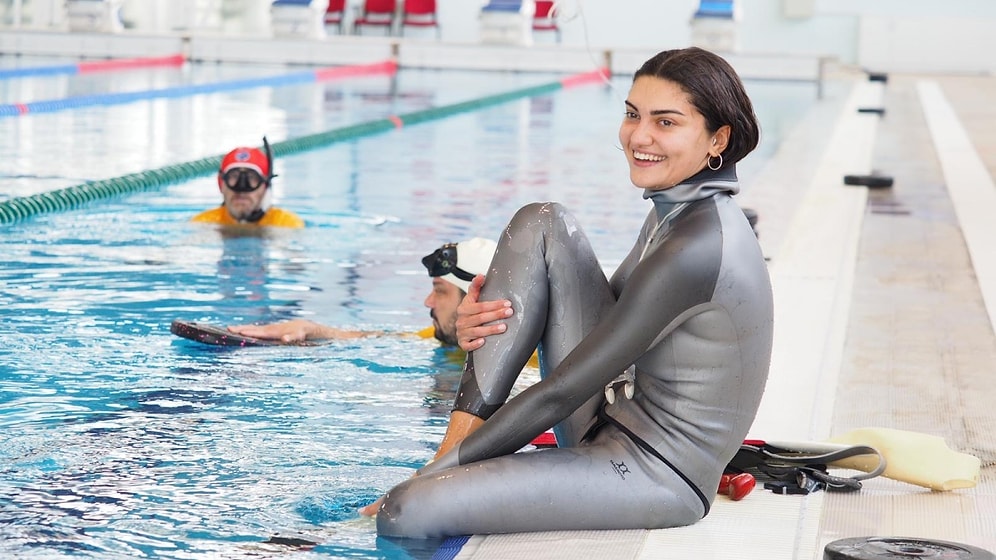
[726,473,755,501]
[718,473,734,495]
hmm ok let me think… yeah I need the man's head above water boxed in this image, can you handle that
[216,141,274,223]
[421,238,498,346]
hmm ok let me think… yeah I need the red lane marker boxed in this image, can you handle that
[314,59,399,82]
[15,103,28,115]
[387,115,404,128]
[77,53,186,74]
[560,67,610,88]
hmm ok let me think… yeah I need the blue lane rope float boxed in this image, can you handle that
[0,54,186,81]
[0,63,80,80]
[0,59,397,118]
[0,67,607,226]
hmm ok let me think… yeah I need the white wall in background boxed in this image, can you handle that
[738,0,996,73]
[3,0,994,74]
[436,0,996,73]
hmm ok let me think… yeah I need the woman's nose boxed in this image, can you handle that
[630,120,654,145]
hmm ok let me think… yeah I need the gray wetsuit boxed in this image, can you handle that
[377,165,773,538]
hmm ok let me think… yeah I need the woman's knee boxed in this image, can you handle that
[645,486,708,529]
[376,482,418,537]
[507,202,577,239]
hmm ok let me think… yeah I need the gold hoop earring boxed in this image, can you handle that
[707,153,723,171]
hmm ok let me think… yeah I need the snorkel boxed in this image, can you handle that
[262,136,276,185]
[245,136,275,222]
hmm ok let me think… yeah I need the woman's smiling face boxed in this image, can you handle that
[618,76,721,190]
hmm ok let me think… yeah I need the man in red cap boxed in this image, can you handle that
[191,138,304,228]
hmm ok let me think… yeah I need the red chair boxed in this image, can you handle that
[532,0,560,42]
[401,0,439,38]
[354,0,396,35]
[324,0,346,34]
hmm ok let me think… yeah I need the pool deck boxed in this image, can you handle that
[1,29,993,559]
[451,72,996,558]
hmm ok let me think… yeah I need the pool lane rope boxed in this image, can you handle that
[0,59,398,118]
[0,53,186,80]
[0,67,608,226]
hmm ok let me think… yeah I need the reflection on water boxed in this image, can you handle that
[0,63,824,558]
[214,226,312,324]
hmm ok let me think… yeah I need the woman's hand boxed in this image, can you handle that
[358,496,384,517]
[455,274,513,352]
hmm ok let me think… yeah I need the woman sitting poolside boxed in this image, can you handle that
[364,46,774,539]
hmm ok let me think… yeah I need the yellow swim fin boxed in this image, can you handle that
[825,427,980,491]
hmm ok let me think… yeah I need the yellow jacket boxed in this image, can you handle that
[191,206,304,228]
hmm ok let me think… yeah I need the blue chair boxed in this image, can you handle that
[479,0,533,45]
[481,0,523,13]
[271,0,327,38]
[66,0,124,32]
[694,0,734,19]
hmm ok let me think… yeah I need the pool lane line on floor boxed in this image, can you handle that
[0,53,186,80]
[0,58,398,117]
[918,80,996,337]
[0,67,609,226]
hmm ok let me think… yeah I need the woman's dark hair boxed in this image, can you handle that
[634,47,760,167]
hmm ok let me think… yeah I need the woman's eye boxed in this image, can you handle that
[624,111,638,119]
[658,119,674,127]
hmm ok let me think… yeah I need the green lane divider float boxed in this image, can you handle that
[0,68,607,226]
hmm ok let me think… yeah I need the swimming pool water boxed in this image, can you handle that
[0,57,822,558]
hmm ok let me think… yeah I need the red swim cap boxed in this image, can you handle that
[220,146,270,178]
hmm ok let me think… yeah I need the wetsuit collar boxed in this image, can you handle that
[642,165,739,220]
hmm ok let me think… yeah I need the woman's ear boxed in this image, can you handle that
[711,125,732,155]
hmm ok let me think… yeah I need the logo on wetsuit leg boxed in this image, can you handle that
[610,460,631,480]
